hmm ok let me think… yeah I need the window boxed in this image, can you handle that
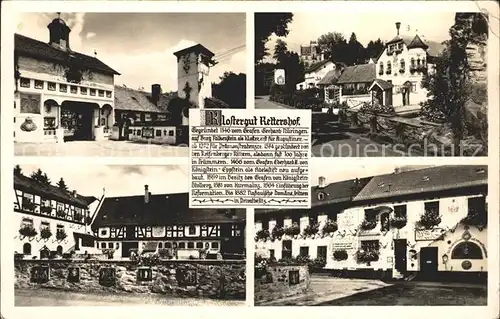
[187,242,195,249]
[317,192,325,200]
[40,221,50,230]
[20,78,30,88]
[21,218,34,227]
[211,242,219,249]
[155,130,161,137]
[400,59,405,73]
[81,87,87,95]
[379,62,384,74]
[70,86,77,94]
[361,240,380,251]
[106,91,112,98]
[23,243,32,255]
[317,246,327,260]
[299,246,309,257]
[451,242,483,259]
[196,242,203,249]
[168,130,174,137]
[57,224,64,231]
[386,61,392,74]
[178,242,186,249]
[90,89,96,96]
[188,226,196,235]
[101,242,107,249]
[100,229,108,236]
[364,209,377,222]
[424,201,439,215]
[269,249,275,260]
[468,197,486,217]
[394,205,407,218]
[47,82,56,91]
[158,242,163,249]
[417,58,421,67]
[98,90,105,97]
[165,242,172,248]
[108,243,114,249]
[282,240,292,259]
[59,84,67,93]
[34,80,44,89]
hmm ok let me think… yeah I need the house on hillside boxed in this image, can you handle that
[371,22,444,108]
[13,171,100,259]
[92,185,246,260]
[299,41,325,67]
[296,60,338,90]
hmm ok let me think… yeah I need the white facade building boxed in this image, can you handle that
[296,60,337,90]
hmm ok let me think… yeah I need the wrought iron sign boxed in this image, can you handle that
[31,266,50,284]
[99,267,116,287]
[288,270,300,285]
[67,267,80,283]
[137,267,153,282]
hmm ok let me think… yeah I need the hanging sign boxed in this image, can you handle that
[274,69,286,85]
[415,228,445,241]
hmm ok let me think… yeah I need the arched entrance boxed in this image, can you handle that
[56,245,63,255]
[101,104,113,128]
[451,241,483,259]
[401,81,412,106]
[61,101,98,141]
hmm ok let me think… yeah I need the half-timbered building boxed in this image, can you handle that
[92,185,245,259]
[14,171,99,259]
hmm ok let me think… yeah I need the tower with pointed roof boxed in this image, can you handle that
[47,13,71,52]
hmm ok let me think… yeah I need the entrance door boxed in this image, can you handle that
[394,239,407,273]
[419,247,438,278]
[61,102,95,141]
[121,242,139,258]
[317,246,327,261]
[282,240,292,259]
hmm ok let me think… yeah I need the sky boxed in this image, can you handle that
[265,11,457,61]
[16,12,246,92]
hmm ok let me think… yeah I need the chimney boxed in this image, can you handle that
[396,22,401,36]
[144,185,150,203]
[394,167,401,174]
[151,84,162,106]
[318,176,326,188]
[71,190,77,198]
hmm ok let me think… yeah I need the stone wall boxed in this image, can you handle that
[15,259,245,300]
[254,264,309,304]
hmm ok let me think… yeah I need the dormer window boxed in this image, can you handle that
[317,192,326,201]
[476,168,486,174]
[422,176,430,181]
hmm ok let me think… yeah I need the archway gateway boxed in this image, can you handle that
[61,101,99,141]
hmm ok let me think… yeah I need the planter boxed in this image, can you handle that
[40,206,53,214]
[284,224,300,237]
[360,219,377,231]
[355,250,379,264]
[256,229,270,241]
[56,229,67,241]
[461,212,487,228]
[303,223,319,237]
[417,211,442,229]
[40,228,52,239]
[390,217,407,229]
[322,220,338,234]
[56,210,66,218]
[22,199,36,212]
[19,226,37,237]
[333,250,348,261]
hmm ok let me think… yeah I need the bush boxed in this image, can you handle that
[284,223,300,237]
[255,229,270,241]
[360,219,377,230]
[333,250,348,261]
[322,220,338,234]
[271,226,285,239]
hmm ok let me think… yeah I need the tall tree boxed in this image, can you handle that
[273,39,289,65]
[255,13,294,63]
[30,169,51,185]
[212,72,246,108]
[347,32,366,65]
[57,178,69,192]
[317,32,349,64]
[14,165,22,176]
[365,39,385,60]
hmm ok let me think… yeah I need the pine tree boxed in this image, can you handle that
[14,165,22,176]
[57,178,69,192]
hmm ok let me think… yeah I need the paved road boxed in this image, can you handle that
[255,96,413,157]
[14,140,189,157]
[15,289,244,306]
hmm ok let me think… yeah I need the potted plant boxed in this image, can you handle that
[22,198,36,211]
[56,209,66,218]
[19,225,37,237]
[73,212,83,222]
[255,229,270,241]
[56,229,67,241]
[40,228,52,239]
[322,219,338,234]
[333,249,348,261]
[461,211,487,228]
[355,249,380,264]
[390,216,407,229]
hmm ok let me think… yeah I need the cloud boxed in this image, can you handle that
[86,32,96,39]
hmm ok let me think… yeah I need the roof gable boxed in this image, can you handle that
[407,35,429,50]
[15,33,120,75]
[306,60,332,74]
[337,64,376,84]
[173,44,214,59]
[114,86,174,113]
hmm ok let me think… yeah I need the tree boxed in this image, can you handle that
[255,13,294,63]
[212,72,246,108]
[365,39,385,60]
[273,39,289,65]
[347,32,366,65]
[30,169,51,185]
[317,32,349,64]
[57,178,69,192]
[14,165,22,176]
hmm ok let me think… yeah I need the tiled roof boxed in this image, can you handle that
[317,69,342,86]
[114,86,175,113]
[311,177,373,207]
[14,173,97,208]
[15,33,120,75]
[173,44,214,58]
[369,79,393,91]
[337,64,376,84]
[306,60,331,73]
[353,166,488,202]
[407,35,429,50]
[92,192,245,229]
[205,97,231,108]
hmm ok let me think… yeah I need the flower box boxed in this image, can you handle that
[255,229,270,241]
[461,212,487,228]
[40,206,52,214]
[322,220,338,234]
[19,226,37,237]
[417,210,442,229]
[333,249,348,261]
[360,219,377,231]
[390,216,407,229]
[271,226,285,240]
[303,223,319,237]
[22,199,36,212]
[56,229,67,241]
[73,212,83,222]
[284,223,300,237]
[40,228,52,239]
[355,250,379,263]
[56,209,66,218]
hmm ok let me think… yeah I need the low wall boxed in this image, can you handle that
[15,259,245,300]
[254,264,309,304]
